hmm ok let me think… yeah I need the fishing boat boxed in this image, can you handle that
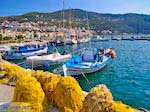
[65,37,77,45]
[26,48,72,67]
[78,37,89,44]
[60,48,115,76]
[3,45,48,60]
[116,38,122,41]
[72,38,78,44]
[91,36,110,42]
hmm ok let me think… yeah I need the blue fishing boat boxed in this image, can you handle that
[62,48,115,76]
[3,45,48,60]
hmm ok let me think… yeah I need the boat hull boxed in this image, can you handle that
[4,47,48,60]
[63,57,111,76]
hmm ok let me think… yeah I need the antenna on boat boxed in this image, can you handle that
[86,11,92,48]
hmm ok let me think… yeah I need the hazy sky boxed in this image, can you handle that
[0,0,150,16]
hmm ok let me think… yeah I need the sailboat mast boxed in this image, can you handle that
[69,8,72,38]
[61,0,65,43]
[86,11,91,48]
[69,8,72,29]
[62,0,65,28]
[86,11,90,30]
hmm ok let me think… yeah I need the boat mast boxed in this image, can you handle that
[62,0,65,28]
[62,0,66,43]
[69,8,72,30]
[86,11,91,48]
[69,8,72,38]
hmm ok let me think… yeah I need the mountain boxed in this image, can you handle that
[1,9,150,34]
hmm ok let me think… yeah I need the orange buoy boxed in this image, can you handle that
[110,49,116,59]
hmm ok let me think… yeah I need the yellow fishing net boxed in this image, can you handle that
[12,76,48,112]
[32,70,62,101]
[81,84,114,112]
[52,76,84,112]
[114,101,135,112]
[32,70,60,86]
[32,70,49,86]
[0,61,32,84]
[32,71,84,112]
[43,74,61,101]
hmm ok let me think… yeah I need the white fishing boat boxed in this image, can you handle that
[116,38,122,41]
[72,38,78,44]
[26,48,72,67]
[65,38,77,45]
[60,48,115,76]
[3,45,48,60]
[91,36,110,42]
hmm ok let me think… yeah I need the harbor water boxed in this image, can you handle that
[13,40,150,109]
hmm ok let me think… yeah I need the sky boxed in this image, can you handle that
[0,0,150,16]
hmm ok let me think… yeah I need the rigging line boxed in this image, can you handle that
[81,72,91,85]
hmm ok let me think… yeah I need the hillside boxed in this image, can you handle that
[1,9,150,34]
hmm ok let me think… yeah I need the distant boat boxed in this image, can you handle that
[91,36,110,42]
[115,38,122,41]
[65,38,77,45]
[130,37,135,41]
[26,48,72,67]
[54,48,115,76]
[3,45,48,60]
[72,38,78,44]
[79,37,90,43]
